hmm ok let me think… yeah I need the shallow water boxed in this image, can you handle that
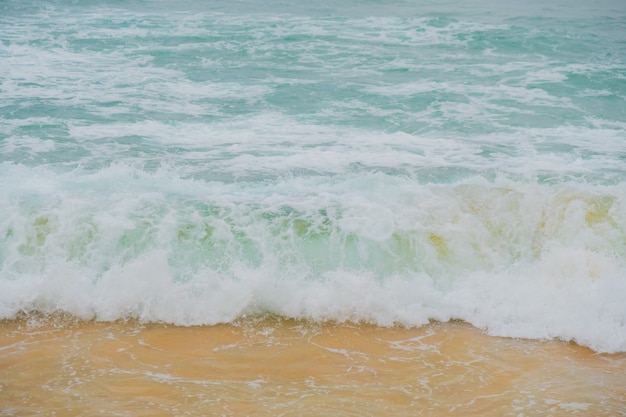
[1,317,625,416]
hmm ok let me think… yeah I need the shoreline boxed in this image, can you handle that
[1,316,625,416]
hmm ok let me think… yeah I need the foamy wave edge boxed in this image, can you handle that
[1,249,625,354]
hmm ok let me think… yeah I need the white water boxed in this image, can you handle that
[1,0,625,352]
[1,161,625,352]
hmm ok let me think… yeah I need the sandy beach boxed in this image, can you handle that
[1,316,624,416]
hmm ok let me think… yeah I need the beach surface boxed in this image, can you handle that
[1,316,624,416]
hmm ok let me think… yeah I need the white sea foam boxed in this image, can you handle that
[1,163,625,352]
[56,112,624,182]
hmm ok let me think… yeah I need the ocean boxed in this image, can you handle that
[2,0,626,352]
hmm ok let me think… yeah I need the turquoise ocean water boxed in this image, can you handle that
[1,0,625,352]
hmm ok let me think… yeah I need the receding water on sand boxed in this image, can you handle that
[1,315,625,416]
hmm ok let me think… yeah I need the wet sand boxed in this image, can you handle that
[1,316,625,416]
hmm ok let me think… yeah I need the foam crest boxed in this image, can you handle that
[1,163,625,351]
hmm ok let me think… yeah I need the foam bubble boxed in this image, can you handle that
[1,163,625,351]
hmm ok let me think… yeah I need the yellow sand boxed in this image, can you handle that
[1,316,624,416]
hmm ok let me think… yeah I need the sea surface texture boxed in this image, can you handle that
[1,0,625,352]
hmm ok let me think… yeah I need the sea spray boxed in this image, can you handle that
[1,162,625,351]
